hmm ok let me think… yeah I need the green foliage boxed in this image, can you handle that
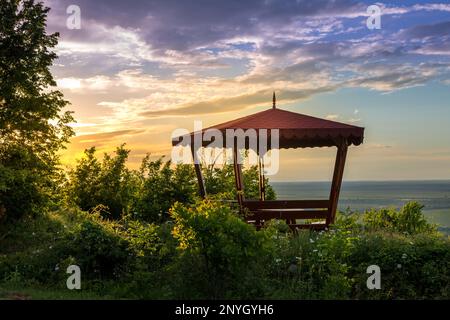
[0,201,449,299]
[203,163,276,200]
[262,224,353,299]
[0,0,74,221]
[262,212,449,300]
[67,145,137,219]
[67,148,276,222]
[169,200,271,298]
[363,201,436,234]
[132,156,198,222]
[0,207,169,286]
[347,233,449,299]
[61,210,130,278]
[0,145,48,220]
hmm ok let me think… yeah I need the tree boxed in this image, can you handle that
[68,145,137,219]
[133,156,198,222]
[0,0,74,220]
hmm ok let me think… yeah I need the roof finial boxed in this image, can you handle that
[272,91,276,109]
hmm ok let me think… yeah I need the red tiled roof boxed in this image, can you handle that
[173,107,364,149]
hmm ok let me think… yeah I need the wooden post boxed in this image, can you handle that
[191,146,206,199]
[233,145,244,207]
[327,142,348,225]
[258,155,264,201]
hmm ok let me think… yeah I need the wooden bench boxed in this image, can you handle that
[242,199,330,230]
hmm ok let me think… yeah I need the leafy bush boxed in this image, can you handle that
[347,233,449,299]
[1,201,449,299]
[262,224,353,299]
[132,156,198,222]
[363,201,436,234]
[0,145,48,221]
[61,212,130,278]
[67,145,137,219]
[203,163,276,200]
[67,146,279,223]
[169,200,271,298]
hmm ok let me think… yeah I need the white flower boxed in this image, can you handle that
[54,264,60,271]
[402,253,407,259]
[275,258,281,263]
[397,264,402,269]
[309,238,314,243]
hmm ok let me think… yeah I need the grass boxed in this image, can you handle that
[0,284,109,300]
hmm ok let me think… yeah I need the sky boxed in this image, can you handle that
[42,0,450,181]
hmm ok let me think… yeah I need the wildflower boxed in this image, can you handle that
[275,258,281,263]
[402,253,407,259]
[313,249,318,252]
[309,238,314,243]
[397,264,402,269]
[54,264,60,271]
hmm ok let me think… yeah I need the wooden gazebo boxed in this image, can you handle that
[172,93,364,230]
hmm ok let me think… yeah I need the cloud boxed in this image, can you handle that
[400,21,450,39]
[42,0,450,148]
[346,62,449,91]
[72,129,145,144]
[140,86,337,117]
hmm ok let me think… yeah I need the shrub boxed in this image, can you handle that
[363,201,436,234]
[132,156,198,222]
[263,226,353,299]
[0,145,52,221]
[67,145,137,219]
[347,233,449,299]
[59,208,130,279]
[169,200,271,298]
[203,163,276,200]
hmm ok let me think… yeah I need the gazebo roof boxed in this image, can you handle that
[173,107,364,149]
